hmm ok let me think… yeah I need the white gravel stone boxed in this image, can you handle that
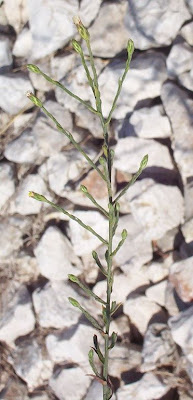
[169,305,193,374]
[181,21,193,46]
[124,0,191,50]
[4,129,39,164]
[117,372,169,400]
[182,218,193,243]
[141,323,177,372]
[186,0,193,13]
[0,163,15,210]
[0,285,35,346]
[83,1,128,57]
[179,68,193,91]
[4,0,28,33]
[49,367,91,400]
[144,258,171,284]
[0,217,29,260]
[0,75,33,115]
[145,281,167,307]
[32,281,83,329]
[14,254,39,283]
[68,210,108,256]
[123,296,163,336]
[79,0,102,27]
[109,343,141,378]
[46,324,95,370]
[28,0,78,60]
[13,27,32,58]
[98,53,167,119]
[130,105,171,139]
[8,338,53,391]
[0,37,12,68]
[34,226,82,281]
[169,256,193,302]
[167,41,193,77]
[161,82,193,180]
[114,137,173,173]
[9,174,49,215]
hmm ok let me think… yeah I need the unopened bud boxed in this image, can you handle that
[28,191,47,202]
[72,39,82,54]
[27,64,41,74]
[73,15,89,41]
[127,39,134,60]
[26,92,43,108]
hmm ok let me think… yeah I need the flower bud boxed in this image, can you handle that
[26,92,43,108]
[27,64,41,74]
[72,39,82,54]
[28,191,47,202]
[127,39,134,60]
[73,15,89,41]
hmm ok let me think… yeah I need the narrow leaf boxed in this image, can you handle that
[93,335,104,364]
[88,349,101,378]
[113,154,148,203]
[80,185,109,218]
[112,202,120,236]
[111,229,128,256]
[92,251,107,276]
[110,301,122,316]
[68,297,103,331]
[68,274,106,305]
[108,332,118,350]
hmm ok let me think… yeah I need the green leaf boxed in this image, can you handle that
[93,335,104,364]
[68,274,106,305]
[88,349,101,378]
[92,251,107,276]
[110,301,122,316]
[102,306,107,325]
[112,202,120,236]
[111,229,128,256]
[27,64,41,74]
[72,39,82,54]
[108,332,117,350]
[68,297,103,331]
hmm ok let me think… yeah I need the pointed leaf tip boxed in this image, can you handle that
[141,154,148,169]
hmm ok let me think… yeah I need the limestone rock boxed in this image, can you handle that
[116,372,169,399]
[0,75,33,115]
[68,210,108,256]
[4,129,39,164]
[186,0,193,13]
[28,0,78,60]
[182,218,193,243]
[0,217,29,260]
[123,295,163,336]
[8,338,53,391]
[12,27,32,58]
[34,226,82,280]
[179,69,193,91]
[32,281,83,329]
[0,37,12,68]
[181,21,193,46]
[4,0,28,33]
[169,256,193,302]
[0,285,35,346]
[161,82,193,180]
[130,105,171,139]
[145,281,167,307]
[98,52,167,119]
[167,41,193,77]
[141,323,177,372]
[49,366,91,400]
[109,343,141,378]
[14,253,39,283]
[114,137,174,173]
[0,163,15,210]
[83,1,128,57]
[46,324,96,370]
[79,0,102,27]
[124,0,191,50]
[9,174,50,215]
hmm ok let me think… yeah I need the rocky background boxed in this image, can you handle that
[1,0,193,399]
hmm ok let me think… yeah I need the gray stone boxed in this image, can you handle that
[79,0,102,27]
[28,0,78,60]
[145,281,167,307]
[124,0,191,50]
[181,22,193,46]
[0,37,12,68]
[186,0,193,13]
[32,281,83,329]
[167,41,193,77]
[9,174,50,215]
[0,217,29,260]
[28,61,53,92]
[49,367,91,400]
[109,343,141,378]
[116,372,169,399]
[130,105,171,139]
[83,1,128,57]
[4,0,28,33]
[0,75,33,115]
[165,281,181,316]
[0,163,15,210]
[4,129,39,164]
[125,179,184,241]
[141,323,177,372]
[68,210,108,256]
[179,68,193,92]
[114,137,174,173]
[124,295,163,336]
[169,256,193,302]
[161,82,193,180]
[12,28,32,58]
[0,285,35,346]
[157,227,181,253]
[143,259,170,284]
[75,103,104,138]
[34,226,82,281]
[8,338,53,391]
[98,52,167,119]
[14,254,39,283]
[182,218,193,243]
[46,324,95,370]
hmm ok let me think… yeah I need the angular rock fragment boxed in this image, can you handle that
[0,217,29,260]
[79,0,102,27]
[169,256,193,302]
[0,163,15,210]
[0,285,35,346]
[8,338,53,391]
[145,281,167,307]
[0,75,33,115]
[124,0,190,50]
[34,226,82,280]
[49,367,91,400]
[12,27,32,58]
[181,21,193,46]
[130,105,171,139]
[0,37,12,68]
[4,0,28,33]
[167,41,193,77]
[116,372,169,399]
